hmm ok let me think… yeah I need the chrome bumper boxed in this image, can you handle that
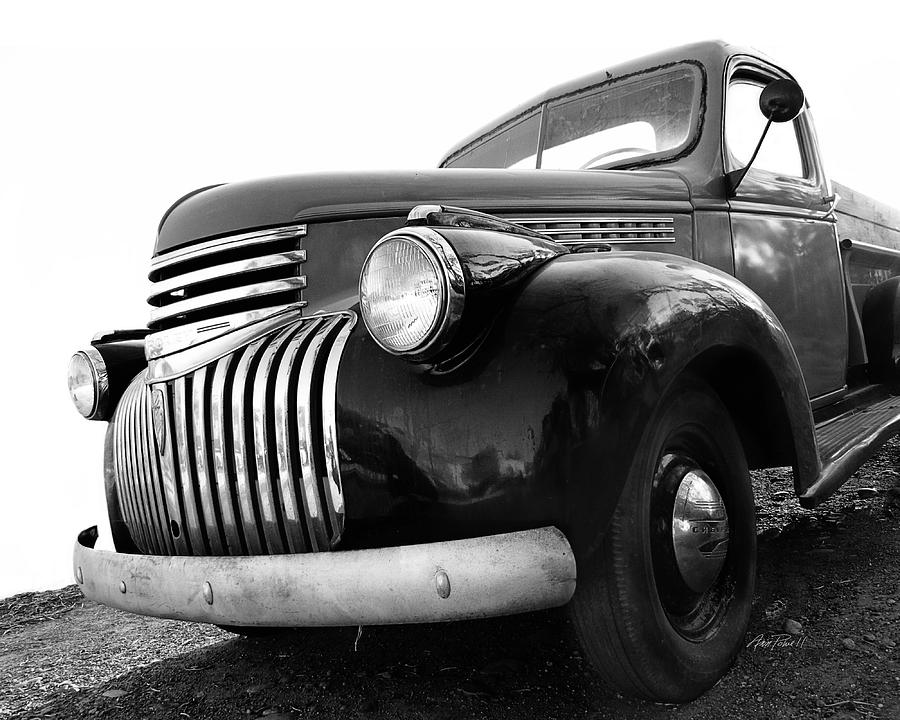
[73,526,577,626]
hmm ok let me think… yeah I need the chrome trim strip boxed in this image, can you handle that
[321,314,356,543]
[532,228,675,236]
[251,326,297,554]
[556,238,676,245]
[149,251,307,301]
[273,319,323,553]
[146,303,304,363]
[150,224,308,273]
[147,304,307,381]
[149,277,308,326]
[296,317,341,551]
[172,377,207,554]
[154,382,190,555]
[230,340,267,554]
[507,216,675,224]
[209,354,243,554]
[810,385,848,411]
[191,367,224,555]
[728,200,832,221]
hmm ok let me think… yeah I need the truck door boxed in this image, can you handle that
[725,61,847,400]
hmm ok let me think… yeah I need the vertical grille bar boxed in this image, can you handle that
[130,384,164,554]
[191,367,225,555]
[138,384,176,555]
[154,382,191,554]
[112,387,131,531]
[321,316,355,543]
[123,386,153,553]
[113,383,140,548]
[231,339,267,554]
[295,315,342,550]
[250,326,299,554]
[209,354,244,554]
[172,377,208,554]
[273,318,323,553]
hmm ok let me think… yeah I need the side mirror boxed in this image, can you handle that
[759,78,805,123]
[726,77,806,196]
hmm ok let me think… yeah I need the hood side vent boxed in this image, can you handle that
[506,215,675,245]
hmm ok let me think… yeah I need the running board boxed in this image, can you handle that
[800,390,900,508]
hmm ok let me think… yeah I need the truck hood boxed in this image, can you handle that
[155,168,692,255]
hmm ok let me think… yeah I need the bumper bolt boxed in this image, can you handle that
[75,566,83,584]
[435,569,451,599]
[119,581,127,594]
[203,581,214,605]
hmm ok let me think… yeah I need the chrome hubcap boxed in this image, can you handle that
[671,468,729,593]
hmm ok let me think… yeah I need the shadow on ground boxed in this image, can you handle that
[8,448,900,720]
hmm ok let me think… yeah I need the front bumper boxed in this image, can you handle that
[73,526,577,626]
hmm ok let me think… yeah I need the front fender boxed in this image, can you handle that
[335,251,818,552]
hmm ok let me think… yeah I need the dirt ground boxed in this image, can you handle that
[2,441,900,720]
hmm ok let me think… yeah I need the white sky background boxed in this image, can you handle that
[0,1,897,598]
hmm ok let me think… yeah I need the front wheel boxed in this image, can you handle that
[571,374,756,702]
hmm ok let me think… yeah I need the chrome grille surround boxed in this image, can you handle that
[506,215,675,245]
[112,311,355,556]
[147,224,309,354]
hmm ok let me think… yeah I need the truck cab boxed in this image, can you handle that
[68,41,900,704]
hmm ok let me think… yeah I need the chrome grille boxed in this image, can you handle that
[112,312,354,556]
[507,215,675,244]
[148,225,308,332]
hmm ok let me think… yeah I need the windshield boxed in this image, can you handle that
[444,63,703,170]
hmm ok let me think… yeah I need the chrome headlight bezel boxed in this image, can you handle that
[67,346,110,420]
[359,227,466,360]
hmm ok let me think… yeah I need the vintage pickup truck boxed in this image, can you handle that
[67,41,900,702]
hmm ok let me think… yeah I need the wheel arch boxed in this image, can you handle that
[685,346,797,473]
[528,253,822,552]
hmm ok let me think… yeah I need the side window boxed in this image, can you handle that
[725,80,805,179]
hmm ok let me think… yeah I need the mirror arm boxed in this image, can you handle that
[726,117,773,197]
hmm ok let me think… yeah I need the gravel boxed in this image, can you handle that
[2,439,900,719]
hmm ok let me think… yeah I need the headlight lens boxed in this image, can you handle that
[359,230,465,357]
[67,348,109,419]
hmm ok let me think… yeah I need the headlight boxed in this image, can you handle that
[359,228,465,358]
[67,347,109,420]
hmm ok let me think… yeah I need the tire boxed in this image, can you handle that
[570,373,756,702]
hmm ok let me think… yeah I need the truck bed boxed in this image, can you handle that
[834,181,900,250]
[799,183,900,507]
[832,183,900,371]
